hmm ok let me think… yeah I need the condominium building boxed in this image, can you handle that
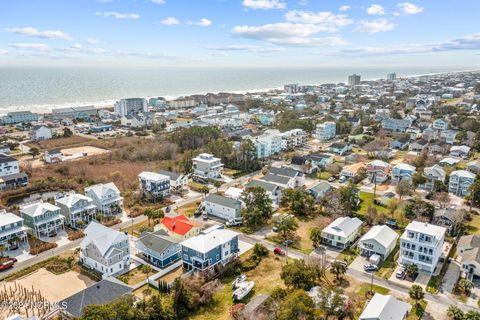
[348,74,361,86]
[114,98,148,117]
[192,153,223,179]
[315,122,336,141]
[0,111,39,125]
[399,221,446,274]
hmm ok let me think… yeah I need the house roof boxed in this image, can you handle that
[55,193,93,208]
[323,217,362,238]
[393,163,416,171]
[137,230,181,253]
[245,179,280,193]
[458,234,480,249]
[308,181,331,194]
[261,173,291,186]
[81,221,128,256]
[0,154,17,164]
[402,221,446,241]
[161,215,199,236]
[268,166,300,178]
[424,164,445,177]
[181,226,238,253]
[85,182,120,199]
[158,169,183,180]
[360,225,398,249]
[462,247,480,265]
[0,211,23,227]
[59,277,132,318]
[138,171,170,181]
[291,155,307,166]
[450,170,476,179]
[204,193,241,209]
[21,202,60,217]
[434,207,463,223]
[368,159,390,167]
[359,293,410,320]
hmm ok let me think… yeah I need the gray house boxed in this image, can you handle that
[308,181,332,201]
[203,193,241,221]
[55,193,97,229]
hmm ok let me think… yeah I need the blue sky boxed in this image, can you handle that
[1,0,479,67]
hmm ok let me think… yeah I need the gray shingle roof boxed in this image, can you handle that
[59,277,132,317]
[204,193,241,209]
[245,179,280,192]
[138,230,181,253]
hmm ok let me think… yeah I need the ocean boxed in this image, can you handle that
[0,66,470,113]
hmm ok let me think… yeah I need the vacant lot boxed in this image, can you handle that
[27,135,92,151]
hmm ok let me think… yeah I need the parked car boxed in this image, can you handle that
[364,264,378,272]
[226,218,243,227]
[0,258,16,271]
[273,247,286,256]
[331,259,348,267]
[339,176,347,183]
[327,176,336,182]
[165,206,171,213]
[396,270,406,279]
[272,226,279,232]
[202,212,208,221]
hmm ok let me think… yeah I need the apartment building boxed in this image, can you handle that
[113,98,148,117]
[315,122,336,141]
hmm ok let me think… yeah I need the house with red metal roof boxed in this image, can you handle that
[156,214,203,240]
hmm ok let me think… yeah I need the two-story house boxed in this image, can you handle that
[0,155,20,177]
[181,225,239,271]
[203,193,242,221]
[138,171,171,200]
[399,221,446,274]
[245,179,282,206]
[0,155,28,191]
[328,142,351,156]
[55,193,97,229]
[136,230,182,268]
[448,170,476,197]
[358,225,398,261]
[391,163,416,184]
[367,160,391,183]
[419,164,446,191]
[192,153,223,179]
[31,125,53,141]
[321,217,362,249]
[432,118,449,130]
[0,210,28,251]
[20,202,65,238]
[457,235,480,279]
[80,221,130,276]
[85,182,123,216]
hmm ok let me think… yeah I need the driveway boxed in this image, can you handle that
[310,245,341,263]
[442,261,460,293]
[350,255,370,273]
[415,271,431,288]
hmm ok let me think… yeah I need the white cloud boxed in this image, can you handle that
[367,4,385,15]
[242,0,286,10]
[284,11,353,32]
[161,17,180,25]
[232,23,347,46]
[397,2,424,15]
[95,11,140,19]
[151,0,166,4]
[205,44,285,53]
[194,18,212,27]
[0,49,8,55]
[339,5,351,12]
[355,19,394,34]
[336,33,480,56]
[85,38,100,44]
[9,43,51,51]
[6,27,71,40]
[71,44,82,49]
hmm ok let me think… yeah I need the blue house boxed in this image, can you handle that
[392,163,416,184]
[136,230,182,268]
[181,225,239,272]
[390,136,410,150]
[258,114,275,126]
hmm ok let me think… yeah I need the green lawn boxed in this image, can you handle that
[406,300,427,320]
[317,171,332,180]
[466,214,480,235]
[357,283,390,296]
[357,192,389,217]
[376,244,399,279]
[336,248,359,266]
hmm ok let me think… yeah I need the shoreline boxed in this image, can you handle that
[1,68,477,115]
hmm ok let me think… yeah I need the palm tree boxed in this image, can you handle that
[458,278,473,295]
[447,305,464,320]
[387,198,400,218]
[465,310,480,320]
[309,227,322,248]
[143,264,152,281]
[406,263,418,279]
[144,208,155,226]
[408,285,424,308]
[330,261,347,280]
[276,215,298,244]
[200,186,209,198]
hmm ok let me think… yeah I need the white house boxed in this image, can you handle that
[315,122,336,141]
[158,170,188,191]
[399,221,446,274]
[203,193,242,221]
[245,179,282,206]
[31,125,52,141]
[0,155,20,177]
[358,225,398,261]
[457,235,480,279]
[359,293,410,320]
[44,149,64,164]
[80,221,130,277]
[321,217,362,249]
[448,170,476,197]
[420,164,446,191]
[192,153,223,179]
[84,182,123,216]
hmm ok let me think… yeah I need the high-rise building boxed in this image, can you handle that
[387,72,397,81]
[284,83,299,94]
[114,98,148,117]
[348,74,361,87]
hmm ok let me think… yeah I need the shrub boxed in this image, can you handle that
[30,242,57,255]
